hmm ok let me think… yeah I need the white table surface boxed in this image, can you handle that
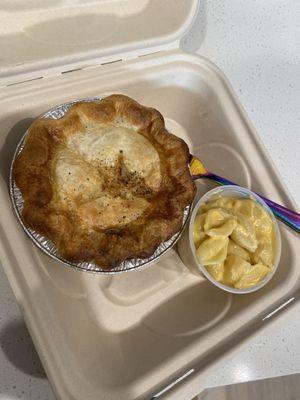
[0,1,299,399]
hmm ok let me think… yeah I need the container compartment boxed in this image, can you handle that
[0,51,298,400]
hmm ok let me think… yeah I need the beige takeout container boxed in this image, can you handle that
[0,2,298,400]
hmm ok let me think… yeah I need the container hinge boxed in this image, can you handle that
[1,57,125,88]
[5,75,44,88]
[2,45,175,88]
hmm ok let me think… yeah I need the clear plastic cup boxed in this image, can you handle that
[178,185,282,294]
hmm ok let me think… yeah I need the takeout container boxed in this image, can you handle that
[0,2,299,400]
[178,186,282,294]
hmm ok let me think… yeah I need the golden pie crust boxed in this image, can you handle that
[13,95,195,269]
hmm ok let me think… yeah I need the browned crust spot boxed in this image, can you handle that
[12,94,196,269]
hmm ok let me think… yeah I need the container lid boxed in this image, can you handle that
[0,0,198,86]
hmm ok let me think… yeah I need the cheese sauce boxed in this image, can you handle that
[193,197,276,289]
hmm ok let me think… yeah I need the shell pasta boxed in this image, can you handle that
[193,197,275,289]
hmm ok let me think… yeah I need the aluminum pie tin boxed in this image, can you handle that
[9,98,191,275]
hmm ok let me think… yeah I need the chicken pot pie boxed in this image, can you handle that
[12,95,195,269]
